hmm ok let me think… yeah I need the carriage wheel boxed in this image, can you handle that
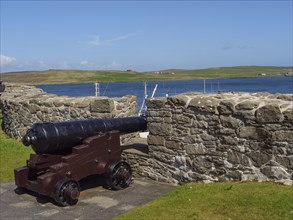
[54,179,80,206]
[107,161,132,190]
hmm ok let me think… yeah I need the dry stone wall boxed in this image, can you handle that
[145,92,293,185]
[1,83,292,185]
[0,83,137,140]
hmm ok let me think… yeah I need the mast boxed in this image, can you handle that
[95,82,99,97]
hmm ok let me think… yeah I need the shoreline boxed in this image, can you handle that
[1,66,291,85]
[2,74,290,86]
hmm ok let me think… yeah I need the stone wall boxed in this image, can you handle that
[1,83,292,185]
[0,83,137,140]
[145,92,293,185]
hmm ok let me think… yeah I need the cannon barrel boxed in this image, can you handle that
[22,116,147,154]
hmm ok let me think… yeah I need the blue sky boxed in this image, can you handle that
[0,0,292,72]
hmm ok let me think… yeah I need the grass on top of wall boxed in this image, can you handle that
[115,181,293,220]
[0,112,33,183]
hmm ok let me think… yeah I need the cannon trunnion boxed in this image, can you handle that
[14,116,146,206]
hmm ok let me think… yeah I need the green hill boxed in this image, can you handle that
[1,66,291,85]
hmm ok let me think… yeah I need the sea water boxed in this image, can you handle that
[37,76,293,110]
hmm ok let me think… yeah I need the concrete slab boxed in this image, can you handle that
[0,177,175,220]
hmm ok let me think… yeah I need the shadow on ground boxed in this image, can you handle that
[0,178,175,220]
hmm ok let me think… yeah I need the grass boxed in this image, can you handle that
[0,112,33,183]
[1,66,292,85]
[115,182,293,220]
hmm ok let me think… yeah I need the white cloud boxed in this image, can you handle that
[109,61,123,69]
[88,36,100,46]
[80,60,89,65]
[88,33,133,46]
[0,54,16,66]
[221,43,234,50]
[104,33,133,45]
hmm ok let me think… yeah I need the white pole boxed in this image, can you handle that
[95,82,99,97]
[151,84,158,98]
[144,82,148,99]
[139,82,148,116]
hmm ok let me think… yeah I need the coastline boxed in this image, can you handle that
[1,66,291,85]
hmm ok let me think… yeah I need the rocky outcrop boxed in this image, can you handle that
[144,92,293,185]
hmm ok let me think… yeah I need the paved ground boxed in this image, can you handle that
[0,177,175,220]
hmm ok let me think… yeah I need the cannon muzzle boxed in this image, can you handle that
[23,116,147,154]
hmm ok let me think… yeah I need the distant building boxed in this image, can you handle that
[285,71,293,77]
[258,73,266,76]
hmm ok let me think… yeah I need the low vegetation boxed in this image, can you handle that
[116,182,293,220]
[0,113,33,183]
[1,66,291,85]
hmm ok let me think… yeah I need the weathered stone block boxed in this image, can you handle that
[217,100,235,115]
[90,98,114,113]
[75,99,91,108]
[227,150,250,166]
[227,170,242,180]
[147,135,165,146]
[167,95,189,106]
[247,151,272,167]
[53,99,65,107]
[188,97,220,113]
[70,109,80,118]
[149,145,175,154]
[192,156,213,171]
[147,116,164,123]
[260,166,290,180]
[43,100,54,107]
[172,114,191,124]
[201,133,217,141]
[145,98,167,109]
[275,155,292,168]
[238,126,270,140]
[271,93,293,101]
[185,143,206,155]
[272,131,293,142]
[222,136,238,145]
[36,111,44,121]
[148,110,164,117]
[27,104,40,114]
[148,123,172,136]
[282,108,293,121]
[220,115,243,128]
[235,101,259,110]
[165,140,181,150]
[183,136,197,144]
[255,104,283,123]
[173,126,190,136]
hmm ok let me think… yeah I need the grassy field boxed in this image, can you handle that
[0,113,33,183]
[116,182,293,220]
[1,66,291,85]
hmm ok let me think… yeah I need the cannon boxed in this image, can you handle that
[14,116,147,206]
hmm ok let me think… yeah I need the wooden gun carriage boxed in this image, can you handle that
[14,116,147,206]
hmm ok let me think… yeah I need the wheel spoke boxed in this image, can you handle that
[55,179,80,206]
[107,161,132,190]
